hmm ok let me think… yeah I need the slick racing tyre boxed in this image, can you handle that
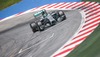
[58,11,66,21]
[30,23,38,33]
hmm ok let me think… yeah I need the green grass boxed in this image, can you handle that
[82,0,100,2]
[66,24,100,57]
[0,0,21,11]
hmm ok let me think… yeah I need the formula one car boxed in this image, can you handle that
[30,9,66,33]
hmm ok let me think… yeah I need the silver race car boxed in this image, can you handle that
[30,9,66,32]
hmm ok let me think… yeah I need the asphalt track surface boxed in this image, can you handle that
[0,10,82,57]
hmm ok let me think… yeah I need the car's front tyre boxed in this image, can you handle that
[30,23,38,33]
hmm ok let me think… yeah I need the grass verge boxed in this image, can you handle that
[66,24,100,57]
[82,0,100,2]
[0,0,21,11]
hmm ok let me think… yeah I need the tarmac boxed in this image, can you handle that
[0,10,83,57]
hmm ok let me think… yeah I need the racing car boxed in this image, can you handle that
[30,9,66,33]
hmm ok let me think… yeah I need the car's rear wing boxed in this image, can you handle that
[34,9,47,18]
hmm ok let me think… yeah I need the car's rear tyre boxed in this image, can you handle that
[58,11,66,21]
[58,11,64,16]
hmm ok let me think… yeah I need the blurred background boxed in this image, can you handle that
[0,0,99,19]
